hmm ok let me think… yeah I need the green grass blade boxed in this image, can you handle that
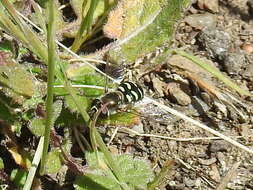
[1,0,48,62]
[71,0,99,52]
[0,4,28,45]
[31,1,47,33]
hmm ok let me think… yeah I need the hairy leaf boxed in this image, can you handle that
[104,0,190,64]
[75,152,154,190]
[98,110,141,127]
[28,101,62,136]
[28,118,45,136]
[65,94,88,113]
[0,51,35,103]
[45,149,62,174]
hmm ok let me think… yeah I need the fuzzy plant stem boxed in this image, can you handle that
[40,0,56,175]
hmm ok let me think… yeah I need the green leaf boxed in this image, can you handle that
[75,152,154,190]
[66,64,96,79]
[0,40,14,52]
[0,51,35,102]
[54,63,109,97]
[45,149,62,174]
[70,0,105,21]
[10,169,27,188]
[105,0,190,64]
[28,100,62,136]
[52,100,63,122]
[68,68,109,97]
[0,157,4,169]
[65,94,88,113]
[0,97,13,121]
[98,110,141,127]
[28,118,45,136]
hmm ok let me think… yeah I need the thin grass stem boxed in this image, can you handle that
[40,0,57,175]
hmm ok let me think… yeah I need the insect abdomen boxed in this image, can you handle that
[117,81,144,104]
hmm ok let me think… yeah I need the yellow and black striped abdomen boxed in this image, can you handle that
[117,81,144,104]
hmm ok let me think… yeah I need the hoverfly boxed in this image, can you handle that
[89,81,144,120]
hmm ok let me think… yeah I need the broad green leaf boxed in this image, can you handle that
[75,173,120,190]
[85,151,109,169]
[98,110,141,127]
[45,149,62,174]
[116,155,154,189]
[54,63,109,97]
[105,0,190,64]
[73,73,106,97]
[66,64,96,79]
[28,101,62,136]
[28,118,45,136]
[75,152,154,190]
[65,94,88,113]
[0,51,35,102]
[67,63,110,97]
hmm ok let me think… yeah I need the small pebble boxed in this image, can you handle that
[208,141,230,153]
[197,0,219,12]
[241,43,253,53]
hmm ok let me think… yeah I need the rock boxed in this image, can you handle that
[166,82,192,106]
[184,13,217,30]
[242,62,253,79]
[183,177,196,187]
[208,141,230,153]
[197,0,219,13]
[132,123,144,134]
[151,76,166,97]
[223,52,246,75]
[199,28,231,60]
[216,152,227,171]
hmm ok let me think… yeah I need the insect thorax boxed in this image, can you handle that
[89,91,123,118]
